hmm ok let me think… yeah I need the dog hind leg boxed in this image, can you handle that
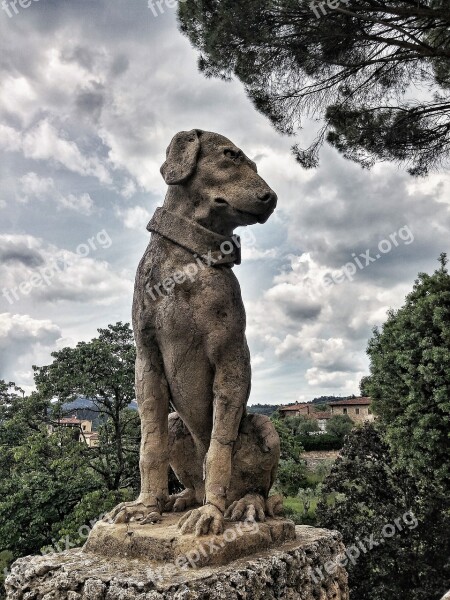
[225,413,282,522]
[165,412,205,512]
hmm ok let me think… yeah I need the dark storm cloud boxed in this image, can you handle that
[0,240,44,267]
[75,82,106,120]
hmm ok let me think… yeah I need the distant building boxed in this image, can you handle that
[278,403,332,432]
[328,397,374,424]
[47,415,99,447]
[278,403,313,418]
[315,413,332,432]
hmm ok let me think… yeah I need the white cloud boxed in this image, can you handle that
[117,205,152,230]
[0,312,61,380]
[0,124,22,152]
[18,172,55,203]
[0,235,132,307]
[18,172,94,215]
[2,120,112,184]
[57,192,93,215]
[241,246,279,261]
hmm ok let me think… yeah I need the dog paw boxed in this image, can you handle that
[165,489,199,512]
[103,500,162,525]
[224,494,266,522]
[265,493,284,518]
[177,504,224,536]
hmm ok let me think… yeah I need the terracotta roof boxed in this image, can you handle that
[278,403,310,411]
[311,412,332,419]
[58,417,82,424]
[329,397,371,406]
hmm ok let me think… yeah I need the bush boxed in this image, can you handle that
[326,415,353,439]
[276,459,307,497]
[298,433,343,451]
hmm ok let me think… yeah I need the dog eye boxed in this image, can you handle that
[224,149,239,160]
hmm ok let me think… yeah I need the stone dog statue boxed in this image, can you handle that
[106,129,282,536]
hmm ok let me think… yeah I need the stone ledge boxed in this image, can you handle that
[83,512,296,568]
[6,526,349,600]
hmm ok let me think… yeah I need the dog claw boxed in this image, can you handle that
[225,494,266,522]
[178,504,224,536]
[103,500,162,525]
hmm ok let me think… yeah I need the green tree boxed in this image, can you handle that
[0,551,13,600]
[359,375,371,397]
[0,387,97,599]
[326,414,354,439]
[318,257,450,600]
[179,0,450,175]
[271,417,307,496]
[317,423,449,600]
[33,322,140,492]
[297,416,321,435]
[366,255,450,488]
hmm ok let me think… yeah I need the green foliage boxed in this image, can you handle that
[326,415,353,439]
[313,403,329,412]
[0,323,142,595]
[317,423,450,600]
[271,417,307,496]
[34,322,140,492]
[297,433,343,451]
[359,375,371,397]
[367,255,450,487]
[297,416,320,435]
[55,489,134,548]
[179,0,450,175]
[247,404,278,416]
[0,551,13,600]
[0,425,96,558]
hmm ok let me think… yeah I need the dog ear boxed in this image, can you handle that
[160,130,201,185]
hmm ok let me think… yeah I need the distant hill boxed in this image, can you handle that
[58,397,138,429]
[63,397,138,411]
[247,404,279,416]
[310,395,355,404]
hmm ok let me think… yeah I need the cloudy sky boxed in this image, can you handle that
[0,0,449,404]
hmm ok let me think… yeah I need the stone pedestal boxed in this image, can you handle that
[5,523,348,600]
[83,513,296,568]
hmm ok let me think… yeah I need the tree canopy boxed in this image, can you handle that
[366,254,450,488]
[317,424,450,600]
[33,322,140,492]
[178,0,450,175]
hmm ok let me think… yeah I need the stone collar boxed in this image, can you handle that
[147,208,241,267]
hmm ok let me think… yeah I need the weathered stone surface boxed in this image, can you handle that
[84,512,296,568]
[6,526,349,600]
[107,130,281,535]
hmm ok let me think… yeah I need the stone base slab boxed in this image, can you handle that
[6,526,349,600]
[83,512,296,568]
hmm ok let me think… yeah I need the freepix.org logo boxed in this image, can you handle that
[1,0,40,18]
[148,0,187,18]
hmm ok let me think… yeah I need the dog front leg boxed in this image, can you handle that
[178,343,250,536]
[104,346,170,525]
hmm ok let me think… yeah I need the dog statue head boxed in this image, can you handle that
[160,129,277,235]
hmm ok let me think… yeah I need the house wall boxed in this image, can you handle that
[331,405,374,424]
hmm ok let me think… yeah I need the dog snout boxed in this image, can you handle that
[258,190,277,204]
